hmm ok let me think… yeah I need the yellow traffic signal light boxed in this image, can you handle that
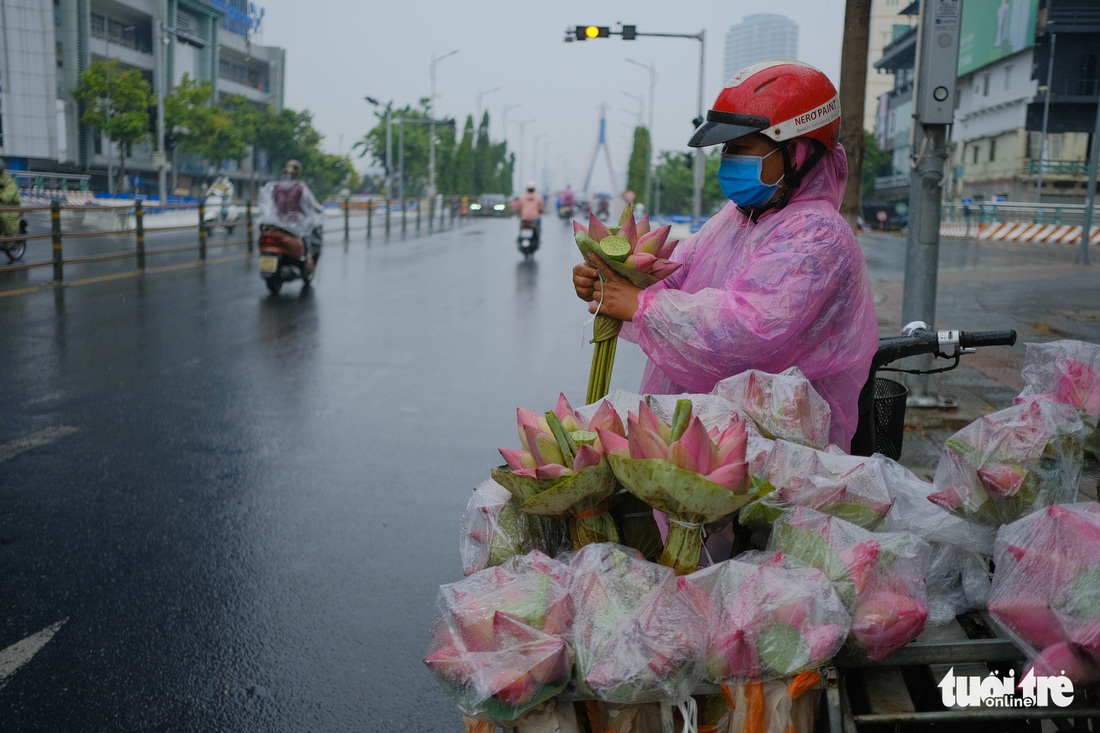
[574,25,610,40]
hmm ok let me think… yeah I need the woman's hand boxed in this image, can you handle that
[572,254,641,321]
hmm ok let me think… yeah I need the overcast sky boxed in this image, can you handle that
[254,0,849,194]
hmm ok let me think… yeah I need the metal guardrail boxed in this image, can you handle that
[0,196,466,287]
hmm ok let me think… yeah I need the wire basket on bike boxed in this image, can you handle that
[873,377,908,460]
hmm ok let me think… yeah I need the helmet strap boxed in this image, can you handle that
[737,140,828,223]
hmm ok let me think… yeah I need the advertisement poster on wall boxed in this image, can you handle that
[958,0,1040,76]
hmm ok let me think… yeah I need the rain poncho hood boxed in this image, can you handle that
[258,179,324,239]
[623,143,877,449]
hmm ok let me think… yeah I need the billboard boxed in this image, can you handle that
[957,0,1039,76]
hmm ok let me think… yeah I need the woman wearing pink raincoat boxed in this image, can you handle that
[572,60,878,450]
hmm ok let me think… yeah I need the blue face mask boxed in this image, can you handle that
[717,147,783,208]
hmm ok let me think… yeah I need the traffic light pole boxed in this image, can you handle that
[566,26,705,230]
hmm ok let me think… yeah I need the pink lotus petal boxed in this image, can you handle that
[636,214,651,238]
[648,260,682,279]
[525,424,565,467]
[988,596,1066,649]
[852,590,928,660]
[618,213,638,248]
[596,427,630,457]
[588,213,611,242]
[572,444,603,472]
[841,540,881,596]
[587,400,625,437]
[656,236,679,260]
[630,425,671,461]
[499,448,537,472]
[635,230,663,255]
[977,464,1028,499]
[706,461,749,492]
[716,418,748,465]
[624,252,657,272]
[572,219,587,237]
[517,408,543,451]
[554,393,581,432]
[1023,641,1100,687]
[535,463,573,480]
[668,417,716,474]
[634,401,671,443]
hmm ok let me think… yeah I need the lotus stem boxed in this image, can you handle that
[659,518,704,576]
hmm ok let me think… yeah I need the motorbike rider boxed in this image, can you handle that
[570,60,878,450]
[558,185,576,213]
[0,158,21,238]
[260,159,325,268]
[511,181,545,242]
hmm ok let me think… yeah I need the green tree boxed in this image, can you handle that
[164,74,216,156]
[72,60,154,192]
[473,111,494,193]
[861,130,891,201]
[652,148,723,216]
[452,116,476,195]
[626,126,651,207]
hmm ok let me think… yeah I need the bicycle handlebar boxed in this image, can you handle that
[872,328,1017,372]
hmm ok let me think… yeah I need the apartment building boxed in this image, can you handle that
[0,0,283,195]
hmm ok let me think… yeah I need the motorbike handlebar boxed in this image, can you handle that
[959,330,1017,348]
[871,328,1017,373]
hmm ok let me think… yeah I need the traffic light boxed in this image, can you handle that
[621,25,636,40]
[574,25,609,40]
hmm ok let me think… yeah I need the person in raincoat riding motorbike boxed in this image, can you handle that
[571,60,878,450]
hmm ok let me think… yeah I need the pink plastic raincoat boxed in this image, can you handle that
[622,143,878,450]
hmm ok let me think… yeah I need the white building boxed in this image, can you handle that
[723,14,798,81]
[0,0,284,197]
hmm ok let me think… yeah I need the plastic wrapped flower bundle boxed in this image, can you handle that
[681,550,849,682]
[602,399,755,575]
[574,205,680,404]
[739,440,893,531]
[769,507,932,660]
[425,551,574,722]
[987,503,1100,686]
[928,398,1085,527]
[494,394,629,551]
[459,479,532,575]
[712,367,833,450]
[569,543,706,704]
[1015,339,1100,460]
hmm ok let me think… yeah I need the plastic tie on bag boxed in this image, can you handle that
[668,517,715,567]
[678,696,700,733]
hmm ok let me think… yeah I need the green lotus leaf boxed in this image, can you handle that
[490,465,560,503]
[758,623,811,676]
[607,455,757,522]
[520,459,618,516]
[817,502,885,529]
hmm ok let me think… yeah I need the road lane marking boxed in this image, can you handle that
[0,619,68,689]
[0,253,251,298]
[0,425,79,463]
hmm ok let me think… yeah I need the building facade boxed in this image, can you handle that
[0,0,283,196]
[872,0,1100,207]
[723,14,799,81]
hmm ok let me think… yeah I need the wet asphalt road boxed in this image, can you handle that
[0,214,645,732]
[2,212,1097,731]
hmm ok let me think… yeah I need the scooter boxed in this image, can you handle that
[517,219,540,259]
[203,192,240,235]
[558,202,574,220]
[258,224,313,295]
[1,215,27,262]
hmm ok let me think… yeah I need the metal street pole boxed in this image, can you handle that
[1037,32,1056,203]
[476,87,500,132]
[501,103,521,144]
[510,119,533,191]
[428,49,458,204]
[154,2,168,204]
[626,58,656,212]
[1077,89,1100,265]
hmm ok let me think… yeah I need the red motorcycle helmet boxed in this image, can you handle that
[688,60,841,150]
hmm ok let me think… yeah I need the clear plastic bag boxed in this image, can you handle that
[682,550,849,682]
[929,399,1085,526]
[460,479,533,575]
[712,367,832,450]
[426,551,574,722]
[1015,339,1100,460]
[740,440,893,530]
[768,506,931,660]
[569,543,706,704]
[987,503,1100,685]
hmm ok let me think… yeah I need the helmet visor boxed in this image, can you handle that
[687,111,770,148]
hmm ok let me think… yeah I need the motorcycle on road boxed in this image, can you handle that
[258,225,314,295]
[517,219,540,259]
[1,215,27,262]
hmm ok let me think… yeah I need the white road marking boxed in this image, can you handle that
[0,619,68,689]
[0,426,79,463]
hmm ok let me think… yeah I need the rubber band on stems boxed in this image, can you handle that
[666,517,715,568]
[581,272,606,348]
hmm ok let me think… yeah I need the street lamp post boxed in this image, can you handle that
[510,119,533,192]
[1037,32,1056,204]
[626,58,656,211]
[501,103,521,144]
[476,87,501,133]
[428,49,459,204]
[104,24,135,196]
